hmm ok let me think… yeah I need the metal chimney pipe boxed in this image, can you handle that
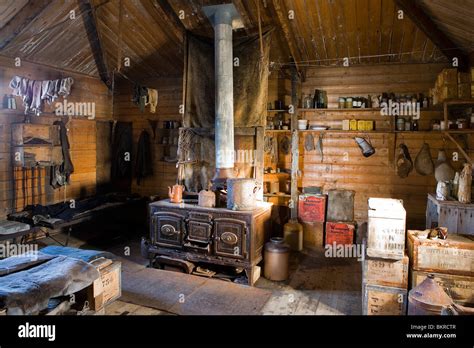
[203,4,243,180]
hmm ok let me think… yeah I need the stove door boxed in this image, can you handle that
[187,220,213,244]
[151,212,185,248]
[214,218,247,259]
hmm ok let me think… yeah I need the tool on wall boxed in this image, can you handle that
[354,136,375,157]
[396,143,413,178]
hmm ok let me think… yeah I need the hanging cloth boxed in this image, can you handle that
[50,121,74,188]
[135,130,153,185]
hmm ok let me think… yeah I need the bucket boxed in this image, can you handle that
[227,178,258,211]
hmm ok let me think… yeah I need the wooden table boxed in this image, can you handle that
[426,193,474,235]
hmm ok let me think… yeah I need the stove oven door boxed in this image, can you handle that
[214,218,247,259]
[151,212,185,249]
[187,220,212,244]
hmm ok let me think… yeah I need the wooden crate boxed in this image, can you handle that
[362,284,407,315]
[407,230,474,277]
[325,221,355,246]
[410,269,474,306]
[12,146,63,167]
[11,123,60,146]
[88,259,122,310]
[437,68,458,86]
[363,253,409,289]
[298,194,326,223]
[301,221,324,248]
[367,198,406,260]
[426,193,474,235]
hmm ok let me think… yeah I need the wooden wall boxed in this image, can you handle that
[0,56,113,219]
[269,63,474,228]
[113,77,182,198]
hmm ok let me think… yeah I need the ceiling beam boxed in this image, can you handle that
[395,0,468,68]
[0,0,52,51]
[78,0,111,87]
[151,0,186,43]
[268,0,302,74]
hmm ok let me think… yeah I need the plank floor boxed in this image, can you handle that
[37,230,362,315]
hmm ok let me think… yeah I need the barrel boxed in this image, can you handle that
[264,237,290,281]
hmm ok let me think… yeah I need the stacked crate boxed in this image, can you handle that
[324,190,356,247]
[362,198,408,315]
[407,230,474,306]
[298,193,326,247]
[430,68,473,105]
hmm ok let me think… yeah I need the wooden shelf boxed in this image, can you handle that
[265,129,291,133]
[267,109,288,112]
[264,193,291,198]
[442,99,474,106]
[298,108,381,112]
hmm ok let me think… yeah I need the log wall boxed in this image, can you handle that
[269,63,474,228]
[0,56,113,219]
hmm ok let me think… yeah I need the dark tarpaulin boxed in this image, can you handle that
[184,30,272,128]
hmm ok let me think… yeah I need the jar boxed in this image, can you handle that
[405,118,412,131]
[457,118,468,129]
[338,97,346,109]
[396,117,405,131]
[432,121,440,131]
[440,120,446,131]
[264,237,290,281]
[345,97,353,109]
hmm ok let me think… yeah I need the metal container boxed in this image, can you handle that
[408,274,453,315]
[226,178,257,211]
[198,190,215,208]
[283,219,303,251]
[264,237,290,281]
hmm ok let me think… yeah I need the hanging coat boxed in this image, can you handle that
[135,130,153,185]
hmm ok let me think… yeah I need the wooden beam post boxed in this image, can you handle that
[0,0,52,51]
[78,0,111,87]
[395,0,469,68]
[290,63,299,219]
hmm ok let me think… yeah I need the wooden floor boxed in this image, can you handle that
[38,230,362,315]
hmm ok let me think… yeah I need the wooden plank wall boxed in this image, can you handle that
[113,77,182,198]
[270,63,474,228]
[0,56,113,219]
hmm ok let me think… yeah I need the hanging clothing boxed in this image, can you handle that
[9,76,74,115]
[132,84,148,113]
[147,88,158,113]
[50,120,74,188]
[135,130,153,185]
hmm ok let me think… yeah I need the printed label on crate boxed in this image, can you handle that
[298,195,326,222]
[365,258,408,288]
[367,218,405,256]
[365,288,406,315]
[416,246,474,275]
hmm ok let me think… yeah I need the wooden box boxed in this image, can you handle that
[301,221,324,248]
[426,193,474,235]
[362,284,407,315]
[298,194,326,223]
[437,68,458,86]
[88,259,122,310]
[11,123,60,146]
[13,145,63,167]
[410,269,474,306]
[367,198,406,260]
[363,253,409,289]
[407,230,474,277]
[326,189,354,222]
[458,71,471,84]
[438,85,458,101]
[458,83,471,99]
[325,221,355,246]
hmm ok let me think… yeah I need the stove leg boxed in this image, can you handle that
[245,265,261,286]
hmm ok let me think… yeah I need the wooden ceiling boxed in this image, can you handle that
[0,0,471,82]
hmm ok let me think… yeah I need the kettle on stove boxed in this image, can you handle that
[168,184,184,203]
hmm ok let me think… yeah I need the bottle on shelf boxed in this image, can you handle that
[412,118,419,131]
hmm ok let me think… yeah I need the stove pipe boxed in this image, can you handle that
[203,4,243,180]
